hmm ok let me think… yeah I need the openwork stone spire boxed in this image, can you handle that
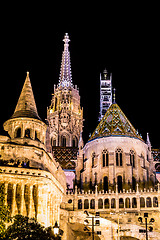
[58,33,73,87]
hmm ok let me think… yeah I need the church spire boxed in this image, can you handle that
[58,33,73,87]
[11,72,41,120]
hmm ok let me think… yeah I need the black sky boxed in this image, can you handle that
[0,4,159,148]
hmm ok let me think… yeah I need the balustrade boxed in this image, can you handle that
[66,184,160,212]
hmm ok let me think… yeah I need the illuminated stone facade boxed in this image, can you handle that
[0,33,160,240]
[76,103,155,192]
[46,33,83,190]
[0,73,66,227]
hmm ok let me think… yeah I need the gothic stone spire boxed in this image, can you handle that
[11,72,41,120]
[58,33,73,87]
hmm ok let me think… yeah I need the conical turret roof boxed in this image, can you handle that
[89,103,143,142]
[11,72,41,120]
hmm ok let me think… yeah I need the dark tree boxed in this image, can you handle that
[4,215,53,240]
[0,183,11,239]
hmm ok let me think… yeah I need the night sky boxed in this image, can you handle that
[0,5,159,148]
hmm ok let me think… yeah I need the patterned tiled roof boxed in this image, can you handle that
[89,103,143,142]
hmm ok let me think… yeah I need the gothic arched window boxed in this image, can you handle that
[102,149,109,167]
[61,136,66,147]
[72,136,78,147]
[130,150,135,168]
[92,152,96,168]
[116,148,123,166]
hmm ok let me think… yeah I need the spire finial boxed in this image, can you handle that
[113,88,116,103]
[26,71,29,78]
[63,33,70,48]
[146,132,151,146]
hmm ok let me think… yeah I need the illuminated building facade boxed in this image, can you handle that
[46,33,83,190]
[0,33,160,239]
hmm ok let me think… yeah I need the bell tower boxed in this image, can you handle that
[46,34,83,188]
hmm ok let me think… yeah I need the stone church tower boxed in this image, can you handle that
[46,33,83,189]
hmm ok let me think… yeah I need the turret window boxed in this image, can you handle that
[35,131,40,141]
[116,148,123,166]
[102,149,109,167]
[25,129,31,138]
[15,128,21,138]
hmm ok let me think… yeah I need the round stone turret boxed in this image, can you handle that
[3,72,47,149]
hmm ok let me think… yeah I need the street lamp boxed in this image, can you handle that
[84,211,100,240]
[52,221,63,240]
[53,221,59,236]
[138,212,155,240]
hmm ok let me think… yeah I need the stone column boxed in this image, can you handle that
[4,182,8,206]
[73,185,78,210]
[108,153,115,185]
[28,185,34,218]
[95,185,98,211]
[12,183,17,217]
[37,185,43,222]
[136,183,140,211]
[20,183,25,215]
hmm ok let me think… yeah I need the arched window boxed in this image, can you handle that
[140,197,145,208]
[25,129,31,138]
[132,198,137,208]
[125,198,130,208]
[132,177,136,191]
[117,175,123,193]
[92,152,96,168]
[72,136,77,147]
[15,128,21,138]
[116,148,123,166]
[146,197,152,207]
[102,149,109,167]
[103,176,108,193]
[84,199,89,209]
[119,198,124,208]
[130,150,135,168]
[61,136,66,147]
[94,172,97,186]
[35,131,40,141]
[153,197,158,207]
[78,199,82,209]
[98,199,103,209]
[104,198,109,209]
[111,198,116,208]
[90,199,95,209]
[51,138,56,147]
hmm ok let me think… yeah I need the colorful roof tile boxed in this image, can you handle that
[89,103,143,142]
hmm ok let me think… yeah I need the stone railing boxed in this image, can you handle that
[63,184,160,211]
